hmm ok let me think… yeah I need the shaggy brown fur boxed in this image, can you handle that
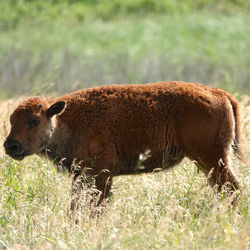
[4,81,243,207]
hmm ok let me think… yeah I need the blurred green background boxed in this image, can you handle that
[0,0,249,98]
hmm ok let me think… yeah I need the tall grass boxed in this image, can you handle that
[0,0,249,98]
[0,1,249,248]
[1,0,249,30]
[0,13,249,99]
[0,96,249,249]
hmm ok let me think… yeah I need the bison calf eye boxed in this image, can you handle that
[28,118,40,128]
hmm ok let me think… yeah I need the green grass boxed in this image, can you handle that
[0,98,249,249]
[0,0,249,30]
[0,0,249,98]
[0,2,249,246]
[0,13,249,98]
[0,155,249,249]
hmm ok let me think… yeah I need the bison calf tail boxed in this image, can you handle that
[227,93,244,161]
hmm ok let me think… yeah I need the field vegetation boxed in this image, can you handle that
[0,0,249,249]
[0,0,249,98]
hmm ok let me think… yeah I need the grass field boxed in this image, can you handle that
[0,1,249,98]
[0,0,249,249]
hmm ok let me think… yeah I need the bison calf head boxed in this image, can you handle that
[4,97,65,160]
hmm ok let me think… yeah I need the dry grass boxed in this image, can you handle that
[0,95,249,249]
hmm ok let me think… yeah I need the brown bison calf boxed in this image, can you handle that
[4,81,243,207]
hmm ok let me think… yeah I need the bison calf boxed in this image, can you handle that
[4,81,243,207]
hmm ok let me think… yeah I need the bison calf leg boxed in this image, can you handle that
[70,170,113,213]
[70,144,117,213]
[198,155,240,203]
[70,174,94,212]
[208,162,240,194]
[95,169,113,206]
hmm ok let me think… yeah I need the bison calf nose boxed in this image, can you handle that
[4,138,23,155]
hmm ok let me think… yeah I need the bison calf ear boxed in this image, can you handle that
[47,101,66,118]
